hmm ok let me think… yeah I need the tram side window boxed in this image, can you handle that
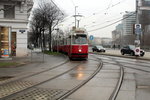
[67,38,71,45]
[63,39,66,45]
[65,39,67,45]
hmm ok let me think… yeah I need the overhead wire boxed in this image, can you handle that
[87,12,136,32]
[82,11,127,28]
[50,0,65,15]
[70,0,76,6]
[62,0,124,26]
[96,0,126,14]
[106,0,113,12]
[58,0,76,24]
[86,16,123,28]
[83,0,127,20]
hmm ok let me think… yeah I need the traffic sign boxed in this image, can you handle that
[135,24,142,34]
[89,35,94,40]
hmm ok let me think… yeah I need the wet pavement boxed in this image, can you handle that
[0,51,150,100]
[1,54,101,100]
[0,52,67,76]
[101,55,150,100]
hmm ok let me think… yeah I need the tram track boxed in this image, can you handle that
[2,56,103,100]
[105,56,150,68]
[91,54,124,100]
[92,53,150,100]
[108,59,124,100]
[57,57,103,100]
[0,61,82,100]
[93,53,150,72]
[1,53,129,100]
[102,59,150,73]
[0,59,69,85]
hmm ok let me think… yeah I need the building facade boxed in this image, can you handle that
[122,12,136,45]
[89,37,112,48]
[112,24,123,48]
[0,0,33,57]
[139,0,150,48]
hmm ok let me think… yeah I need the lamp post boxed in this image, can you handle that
[73,6,83,28]
[76,14,83,28]
[74,6,78,28]
[55,28,59,52]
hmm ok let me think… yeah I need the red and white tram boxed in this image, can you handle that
[52,28,88,60]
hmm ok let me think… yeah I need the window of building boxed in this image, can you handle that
[4,5,15,19]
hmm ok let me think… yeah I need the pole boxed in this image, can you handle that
[77,20,80,28]
[136,0,140,40]
[43,50,44,63]
[31,49,32,62]
[55,28,59,52]
[75,6,78,28]
[135,0,141,56]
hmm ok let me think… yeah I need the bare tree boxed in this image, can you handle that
[42,2,65,51]
[30,8,45,50]
[29,1,65,51]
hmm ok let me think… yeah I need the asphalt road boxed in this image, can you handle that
[0,51,150,100]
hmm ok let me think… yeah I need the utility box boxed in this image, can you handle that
[0,26,11,58]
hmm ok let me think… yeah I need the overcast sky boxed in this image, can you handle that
[35,0,135,38]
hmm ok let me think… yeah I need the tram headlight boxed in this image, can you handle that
[79,49,82,52]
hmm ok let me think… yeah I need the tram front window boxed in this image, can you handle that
[73,35,87,44]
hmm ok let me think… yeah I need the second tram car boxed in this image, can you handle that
[52,28,88,60]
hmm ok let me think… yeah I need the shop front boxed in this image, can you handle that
[0,26,12,58]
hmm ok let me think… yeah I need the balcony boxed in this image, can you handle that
[0,0,23,2]
[0,0,33,4]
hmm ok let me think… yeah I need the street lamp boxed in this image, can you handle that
[55,28,59,52]
[76,14,83,28]
[74,6,78,28]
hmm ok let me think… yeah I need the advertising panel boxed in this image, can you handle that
[0,26,11,57]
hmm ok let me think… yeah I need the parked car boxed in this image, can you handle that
[120,45,145,56]
[92,45,106,52]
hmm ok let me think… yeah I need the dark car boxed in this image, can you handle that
[120,45,145,56]
[92,45,106,52]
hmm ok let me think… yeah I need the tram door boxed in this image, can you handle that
[11,32,16,56]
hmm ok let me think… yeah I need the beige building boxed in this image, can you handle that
[0,0,33,57]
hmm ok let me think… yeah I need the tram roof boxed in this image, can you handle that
[71,27,87,34]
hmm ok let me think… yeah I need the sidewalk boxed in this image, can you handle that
[0,52,68,77]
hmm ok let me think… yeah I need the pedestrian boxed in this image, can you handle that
[113,44,115,50]
[118,45,120,49]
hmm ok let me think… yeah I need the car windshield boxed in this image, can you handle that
[129,45,135,49]
[96,46,103,48]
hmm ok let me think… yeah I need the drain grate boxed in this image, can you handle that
[0,80,36,98]
[8,88,67,100]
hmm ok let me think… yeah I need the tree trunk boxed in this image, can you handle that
[42,29,46,51]
[49,26,52,52]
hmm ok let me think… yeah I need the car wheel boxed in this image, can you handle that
[140,53,144,57]
[130,52,135,56]
[69,57,72,60]
[121,51,124,55]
